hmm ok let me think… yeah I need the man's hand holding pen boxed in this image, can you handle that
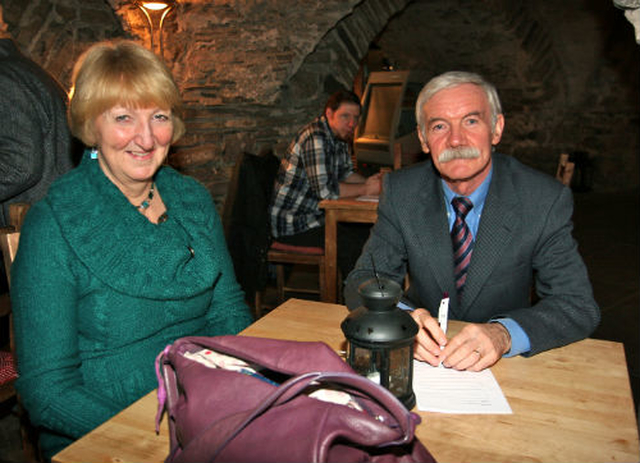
[409,309,512,371]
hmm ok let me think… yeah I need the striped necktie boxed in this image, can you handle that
[451,197,474,293]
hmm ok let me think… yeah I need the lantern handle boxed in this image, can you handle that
[370,255,385,295]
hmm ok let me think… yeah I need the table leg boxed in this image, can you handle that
[324,210,338,303]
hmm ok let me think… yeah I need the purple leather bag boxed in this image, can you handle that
[155,335,436,463]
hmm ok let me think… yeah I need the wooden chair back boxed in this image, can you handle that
[1,201,27,374]
[393,142,403,171]
[392,140,426,171]
[0,227,19,361]
[1,229,20,287]
[255,243,326,319]
[3,202,30,232]
[0,228,41,461]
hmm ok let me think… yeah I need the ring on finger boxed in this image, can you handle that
[473,349,482,359]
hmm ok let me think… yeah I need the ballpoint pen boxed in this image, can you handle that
[437,292,450,360]
[437,292,449,336]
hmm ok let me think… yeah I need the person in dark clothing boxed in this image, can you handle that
[0,4,77,228]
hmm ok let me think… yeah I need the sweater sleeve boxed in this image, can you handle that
[203,199,253,334]
[12,202,123,440]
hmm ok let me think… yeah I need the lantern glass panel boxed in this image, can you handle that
[350,345,381,384]
[389,345,413,397]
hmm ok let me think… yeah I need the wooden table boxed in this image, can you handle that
[318,198,378,303]
[53,299,640,463]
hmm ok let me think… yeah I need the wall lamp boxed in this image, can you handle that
[136,0,176,58]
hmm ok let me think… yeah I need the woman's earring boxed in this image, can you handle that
[90,147,98,159]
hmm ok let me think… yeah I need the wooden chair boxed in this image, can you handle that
[8,202,30,232]
[556,153,575,187]
[393,142,404,171]
[0,228,18,404]
[254,241,326,319]
[392,141,426,171]
[0,228,41,462]
[222,151,281,317]
[0,203,30,397]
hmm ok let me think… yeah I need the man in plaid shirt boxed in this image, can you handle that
[269,90,381,277]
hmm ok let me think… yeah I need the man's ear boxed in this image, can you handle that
[417,127,430,154]
[491,114,505,145]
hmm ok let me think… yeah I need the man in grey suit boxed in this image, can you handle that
[0,4,77,228]
[345,71,599,372]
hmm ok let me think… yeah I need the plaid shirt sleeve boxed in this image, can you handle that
[299,130,341,200]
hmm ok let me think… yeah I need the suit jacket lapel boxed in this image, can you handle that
[459,156,520,317]
[410,164,457,313]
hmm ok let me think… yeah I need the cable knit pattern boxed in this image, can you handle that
[48,157,221,298]
[12,155,252,459]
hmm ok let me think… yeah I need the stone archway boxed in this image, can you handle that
[3,0,637,199]
[282,0,413,114]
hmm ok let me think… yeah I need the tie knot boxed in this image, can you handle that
[452,197,473,218]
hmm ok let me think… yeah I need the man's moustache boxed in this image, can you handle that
[438,146,480,163]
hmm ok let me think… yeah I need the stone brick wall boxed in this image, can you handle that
[3,0,637,208]
[372,0,639,191]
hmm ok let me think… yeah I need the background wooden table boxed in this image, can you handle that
[54,299,639,463]
[318,198,378,303]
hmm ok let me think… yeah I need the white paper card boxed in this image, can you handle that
[413,360,512,414]
[355,195,379,202]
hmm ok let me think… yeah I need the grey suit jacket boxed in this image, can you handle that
[0,39,77,227]
[345,153,600,356]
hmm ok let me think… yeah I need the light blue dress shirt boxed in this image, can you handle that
[398,165,530,357]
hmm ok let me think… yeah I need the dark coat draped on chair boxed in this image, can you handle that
[224,150,280,305]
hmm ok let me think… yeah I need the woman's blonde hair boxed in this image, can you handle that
[68,40,185,146]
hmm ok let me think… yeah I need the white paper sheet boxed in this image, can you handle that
[355,195,379,202]
[413,360,512,414]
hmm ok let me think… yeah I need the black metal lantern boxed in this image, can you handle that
[341,277,419,409]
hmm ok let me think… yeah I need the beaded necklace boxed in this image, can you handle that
[137,183,155,210]
[137,183,168,223]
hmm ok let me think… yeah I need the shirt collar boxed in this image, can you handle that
[442,163,494,209]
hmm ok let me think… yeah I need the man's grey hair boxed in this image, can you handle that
[415,71,503,138]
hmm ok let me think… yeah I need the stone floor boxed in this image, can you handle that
[0,189,638,462]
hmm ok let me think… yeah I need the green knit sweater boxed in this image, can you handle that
[12,155,253,459]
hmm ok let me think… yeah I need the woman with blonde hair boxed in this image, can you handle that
[12,40,252,459]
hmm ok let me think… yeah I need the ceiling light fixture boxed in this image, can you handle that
[136,0,176,58]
